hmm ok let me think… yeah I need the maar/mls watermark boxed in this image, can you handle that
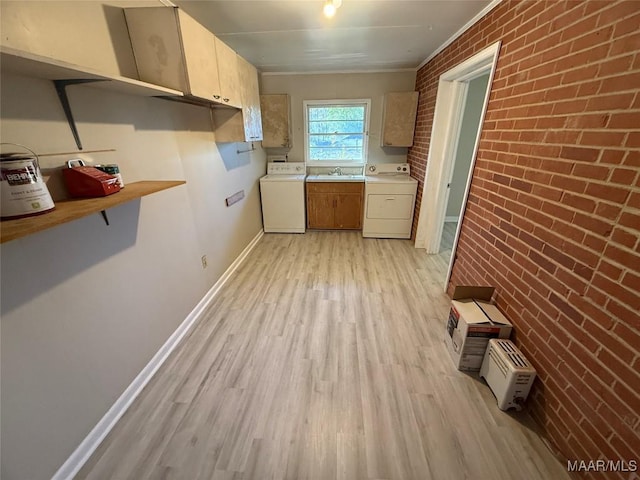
[568,459,638,473]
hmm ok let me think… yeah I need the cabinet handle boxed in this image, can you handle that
[385,197,396,200]
[213,95,221,99]
[223,98,230,102]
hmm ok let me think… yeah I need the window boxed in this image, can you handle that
[304,99,371,165]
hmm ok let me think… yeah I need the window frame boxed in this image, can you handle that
[303,99,371,166]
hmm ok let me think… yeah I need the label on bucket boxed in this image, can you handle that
[1,158,55,219]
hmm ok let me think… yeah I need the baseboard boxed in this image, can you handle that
[444,216,459,223]
[52,229,264,480]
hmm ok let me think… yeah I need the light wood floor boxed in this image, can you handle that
[76,232,569,480]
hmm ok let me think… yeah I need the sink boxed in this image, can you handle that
[306,174,365,182]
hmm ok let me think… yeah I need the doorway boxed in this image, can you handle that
[414,42,501,289]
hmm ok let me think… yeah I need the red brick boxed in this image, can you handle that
[576,345,620,390]
[550,175,587,194]
[608,111,640,129]
[605,298,640,331]
[622,150,640,167]
[610,434,640,467]
[604,244,639,268]
[610,29,640,56]
[597,347,639,387]
[594,202,622,221]
[599,149,626,165]
[610,227,638,249]
[600,72,640,94]
[560,146,600,163]
[597,259,623,281]
[541,202,575,222]
[618,211,640,230]
[612,321,640,352]
[543,244,576,270]
[540,160,574,176]
[583,233,607,253]
[561,192,596,213]
[597,1,640,27]
[565,113,610,129]
[609,167,639,185]
[621,271,640,292]
[599,53,635,77]
[552,220,586,244]
[586,92,635,113]
[573,212,614,237]
[552,98,588,115]
[578,418,619,463]
[585,183,630,204]
[612,380,640,413]
[592,274,640,311]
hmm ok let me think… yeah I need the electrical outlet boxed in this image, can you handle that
[201,255,208,269]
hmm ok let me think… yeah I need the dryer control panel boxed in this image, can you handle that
[366,163,410,175]
[267,162,305,175]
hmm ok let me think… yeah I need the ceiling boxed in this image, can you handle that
[172,0,497,73]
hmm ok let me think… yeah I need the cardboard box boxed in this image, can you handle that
[445,286,512,371]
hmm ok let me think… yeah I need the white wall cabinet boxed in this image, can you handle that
[214,37,242,108]
[381,91,419,147]
[125,7,238,108]
[260,94,291,148]
[213,55,263,142]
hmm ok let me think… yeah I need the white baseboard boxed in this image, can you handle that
[444,216,459,223]
[52,229,264,480]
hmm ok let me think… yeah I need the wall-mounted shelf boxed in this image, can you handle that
[0,45,184,97]
[1,45,186,149]
[1,181,186,244]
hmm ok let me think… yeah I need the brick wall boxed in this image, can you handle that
[409,1,640,477]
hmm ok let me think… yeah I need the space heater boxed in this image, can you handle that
[480,339,536,411]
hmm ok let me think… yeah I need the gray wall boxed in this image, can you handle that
[260,71,417,165]
[446,73,490,218]
[0,2,265,479]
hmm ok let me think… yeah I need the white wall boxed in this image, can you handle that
[0,2,266,479]
[260,71,417,165]
[445,73,490,218]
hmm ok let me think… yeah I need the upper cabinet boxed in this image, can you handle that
[212,55,263,142]
[124,7,238,108]
[214,38,242,108]
[261,94,291,148]
[381,92,419,147]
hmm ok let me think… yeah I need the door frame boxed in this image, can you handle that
[414,41,501,289]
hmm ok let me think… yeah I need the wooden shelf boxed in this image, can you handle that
[0,45,184,98]
[1,181,186,244]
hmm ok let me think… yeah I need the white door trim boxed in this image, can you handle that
[413,42,501,285]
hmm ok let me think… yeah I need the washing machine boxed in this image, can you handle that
[259,162,306,233]
[363,163,418,238]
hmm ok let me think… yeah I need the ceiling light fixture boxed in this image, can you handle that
[323,0,342,18]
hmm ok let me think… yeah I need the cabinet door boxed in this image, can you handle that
[381,92,419,147]
[335,193,363,229]
[238,55,263,141]
[214,37,242,108]
[125,7,190,92]
[178,10,221,100]
[307,193,334,229]
[260,94,291,148]
[125,7,220,102]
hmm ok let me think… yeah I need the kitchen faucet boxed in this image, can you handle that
[330,166,342,175]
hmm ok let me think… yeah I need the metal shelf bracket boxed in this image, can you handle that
[53,79,107,150]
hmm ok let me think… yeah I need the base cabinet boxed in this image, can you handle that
[306,182,363,230]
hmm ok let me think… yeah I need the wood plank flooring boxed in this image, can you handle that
[76,232,569,480]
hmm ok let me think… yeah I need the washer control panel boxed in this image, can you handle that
[366,163,410,175]
[267,162,305,175]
